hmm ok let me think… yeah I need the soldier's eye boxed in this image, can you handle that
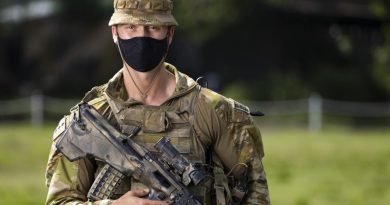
[125,25,137,31]
[149,26,161,31]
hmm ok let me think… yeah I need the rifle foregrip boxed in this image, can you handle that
[87,164,126,201]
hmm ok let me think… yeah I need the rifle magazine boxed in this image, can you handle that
[88,164,126,201]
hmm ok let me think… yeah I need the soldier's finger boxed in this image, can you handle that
[126,189,149,197]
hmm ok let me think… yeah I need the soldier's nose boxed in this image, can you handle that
[138,26,148,37]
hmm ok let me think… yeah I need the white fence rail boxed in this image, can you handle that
[0,94,78,127]
[1,94,390,132]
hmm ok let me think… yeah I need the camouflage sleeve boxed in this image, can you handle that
[236,120,270,205]
[194,89,270,205]
[45,97,115,205]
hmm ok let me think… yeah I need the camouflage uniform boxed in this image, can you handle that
[45,0,269,204]
[45,63,269,205]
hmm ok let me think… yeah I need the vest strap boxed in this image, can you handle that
[213,166,232,205]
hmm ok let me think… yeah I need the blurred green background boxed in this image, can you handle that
[1,0,390,205]
[0,0,390,101]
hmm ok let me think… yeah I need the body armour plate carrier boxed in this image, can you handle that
[102,85,214,204]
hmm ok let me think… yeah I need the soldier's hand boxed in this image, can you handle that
[111,189,169,205]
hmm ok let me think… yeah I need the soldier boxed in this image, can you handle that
[45,0,270,205]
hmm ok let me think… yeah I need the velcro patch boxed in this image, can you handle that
[233,100,250,114]
[230,99,251,123]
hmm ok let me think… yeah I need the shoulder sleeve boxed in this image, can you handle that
[193,88,227,147]
[45,90,115,205]
[45,111,98,204]
[194,88,270,204]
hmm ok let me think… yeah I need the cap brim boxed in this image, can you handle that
[108,11,178,26]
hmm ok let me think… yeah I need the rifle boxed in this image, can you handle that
[55,103,206,205]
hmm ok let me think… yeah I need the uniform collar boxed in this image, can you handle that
[105,62,198,105]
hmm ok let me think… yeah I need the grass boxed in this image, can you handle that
[261,126,390,205]
[0,123,54,205]
[0,123,389,205]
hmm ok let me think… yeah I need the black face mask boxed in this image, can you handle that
[117,36,168,72]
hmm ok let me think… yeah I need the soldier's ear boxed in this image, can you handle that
[112,26,118,44]
[167,26,176,45]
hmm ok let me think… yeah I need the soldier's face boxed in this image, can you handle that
[112,24,175,43]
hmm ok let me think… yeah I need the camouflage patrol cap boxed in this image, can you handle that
[109,0,178,26]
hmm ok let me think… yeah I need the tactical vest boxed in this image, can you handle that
[103,84,215,204]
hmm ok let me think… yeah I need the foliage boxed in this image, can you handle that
[259,72,310,100]
[0,124,390,205]
[0,0,390,101]
[174,0,238,43]
[370,0,388,18]
[221,72,310,100]
[373,26,390,94]
[221,82,253,100]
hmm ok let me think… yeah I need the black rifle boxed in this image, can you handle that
[55,103,205,205]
